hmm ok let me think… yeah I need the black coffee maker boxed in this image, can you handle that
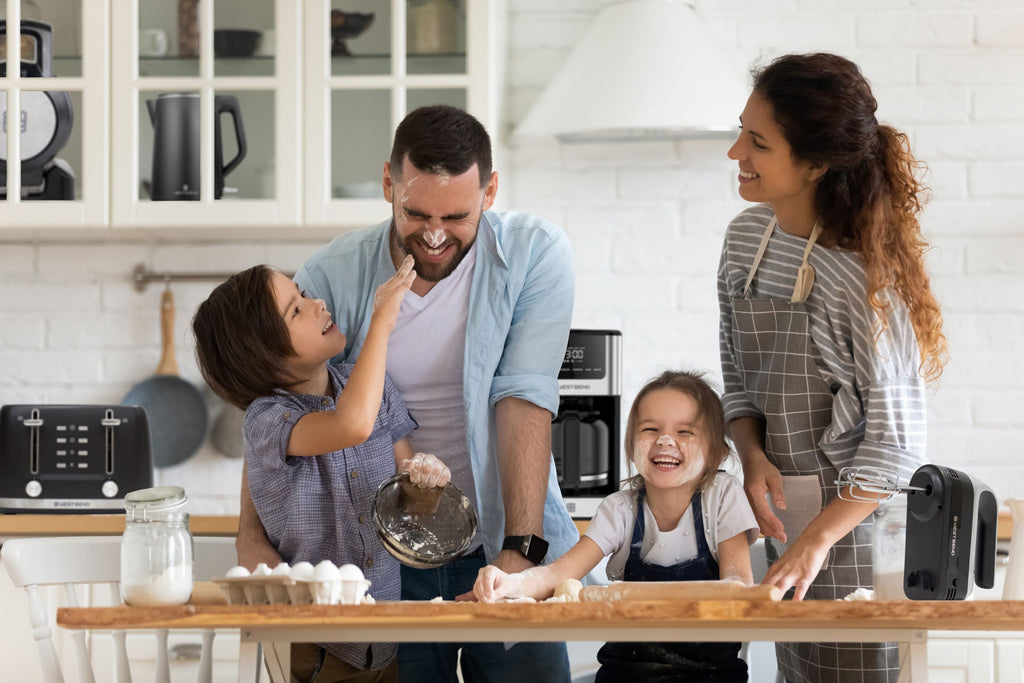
[147,92,247,200]
[0,20,75,200]
[552,329,622,518]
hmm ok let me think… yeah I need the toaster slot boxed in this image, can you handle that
[102,409,121,476]
[25,408,43,476]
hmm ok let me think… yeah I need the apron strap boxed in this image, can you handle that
[741,217,823,303]
[791,222,823,303]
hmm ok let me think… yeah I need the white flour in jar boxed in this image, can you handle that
[122,564,193,606]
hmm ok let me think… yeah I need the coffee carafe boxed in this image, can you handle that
[147,93,246,200]
[553,329,622,519]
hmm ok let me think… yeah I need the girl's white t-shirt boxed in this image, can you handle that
[584,472,759,581]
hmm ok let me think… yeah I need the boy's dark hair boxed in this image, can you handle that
[192,265,297,410]
[623,370,731,493]
[389,104,492,188]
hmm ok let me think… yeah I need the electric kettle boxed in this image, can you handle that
[147,93,246,200]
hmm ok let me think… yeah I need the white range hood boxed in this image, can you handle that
[513,0,749,143]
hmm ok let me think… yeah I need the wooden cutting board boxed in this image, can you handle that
[580,580,782,602]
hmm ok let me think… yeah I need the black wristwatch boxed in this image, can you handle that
[502,534,549,564]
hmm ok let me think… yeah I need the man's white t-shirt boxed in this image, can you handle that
[386,243,479,548]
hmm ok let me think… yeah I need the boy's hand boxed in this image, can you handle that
[372,254,416,330]
[474,565,519,603]
[400,452,451,489]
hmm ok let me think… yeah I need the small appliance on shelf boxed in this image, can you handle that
[552,329,622,519]
[0,20,75,200]
[0,405,154,513]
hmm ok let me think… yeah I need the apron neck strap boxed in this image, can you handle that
[741,217,824,303]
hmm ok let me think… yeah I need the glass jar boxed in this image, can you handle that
[120,486,194,606]
[872,495,908,600]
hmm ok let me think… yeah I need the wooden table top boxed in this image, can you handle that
[59,598,1024,634]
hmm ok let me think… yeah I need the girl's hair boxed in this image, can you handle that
[623,370,731,493]
[753,52,948,382]
[192,265,299,410]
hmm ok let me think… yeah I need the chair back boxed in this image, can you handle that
[2,535,237,683]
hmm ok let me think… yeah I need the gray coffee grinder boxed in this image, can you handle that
[147,93,246,200]
[552,329,622,519]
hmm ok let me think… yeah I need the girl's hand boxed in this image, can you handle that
[474,565,520,603]
[372,254,416,330]
[742,450,787,542]
[400,452,451,489]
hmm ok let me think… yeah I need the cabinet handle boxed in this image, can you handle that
[169,643,202,661]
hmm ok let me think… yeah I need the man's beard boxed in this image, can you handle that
[391,221,476,283]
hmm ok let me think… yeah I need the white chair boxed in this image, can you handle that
[2,535,239,683]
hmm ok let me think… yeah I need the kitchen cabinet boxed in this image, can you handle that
[0,0,499,236]
[928,631,1024,682]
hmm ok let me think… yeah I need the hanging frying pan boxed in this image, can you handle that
[122,289,208,468]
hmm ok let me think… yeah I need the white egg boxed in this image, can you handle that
[225,566,250,578]
[290,561,314,580]
[271,562,291,576]
[251,562,272,576]
[313,560,341,581]
[337,563,365,581]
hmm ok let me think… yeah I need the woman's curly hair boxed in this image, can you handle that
[754,53,948,382]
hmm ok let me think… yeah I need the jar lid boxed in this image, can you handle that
[124,486,188,521]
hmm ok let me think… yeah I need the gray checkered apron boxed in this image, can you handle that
[732,218,899,683]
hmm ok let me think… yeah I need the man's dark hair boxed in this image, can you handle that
[389,104,492,188]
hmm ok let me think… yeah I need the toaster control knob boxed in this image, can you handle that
[101,481,119,498]
[25,481,42,498]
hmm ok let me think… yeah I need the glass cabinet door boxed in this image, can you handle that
[0,0,108,228]
[111,0,300,228]
[307,0,482,228]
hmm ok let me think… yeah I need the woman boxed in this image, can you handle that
[718,53,948,683]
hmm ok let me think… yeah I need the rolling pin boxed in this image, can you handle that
[579,580,782,602]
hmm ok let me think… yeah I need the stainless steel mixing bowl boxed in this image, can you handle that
[372,472,477,569]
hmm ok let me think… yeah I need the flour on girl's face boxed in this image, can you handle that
[633,433,707,489]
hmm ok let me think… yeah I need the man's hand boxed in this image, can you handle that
[456,549,536,601]
[237,462,283,571]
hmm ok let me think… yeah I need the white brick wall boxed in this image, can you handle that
[503,0,1024,503]
[0,1,1022,511]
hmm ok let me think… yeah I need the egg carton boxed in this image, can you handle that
[213,575,372,606]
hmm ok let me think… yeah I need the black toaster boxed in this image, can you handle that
[0,405,154,513]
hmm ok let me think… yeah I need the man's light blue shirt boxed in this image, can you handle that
[294,210,580,563]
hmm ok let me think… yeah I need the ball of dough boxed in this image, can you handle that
[553,578,583,603]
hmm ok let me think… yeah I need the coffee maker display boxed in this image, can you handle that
[552,329,621,519]
[147,93,247,200]
[0,20,75,200]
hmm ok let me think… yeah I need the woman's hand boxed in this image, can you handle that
[474,565,521,603]
[372,254,416,331]
[400,452,451,488]
[742,450,787,542]
[761,532,830,601]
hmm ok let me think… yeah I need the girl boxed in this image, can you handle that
[718,53,948,683]
[192,255,449,683]
[474,370,759,683]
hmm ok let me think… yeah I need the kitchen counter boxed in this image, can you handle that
[0,514,239,538]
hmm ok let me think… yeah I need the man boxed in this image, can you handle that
[237,104,577,682]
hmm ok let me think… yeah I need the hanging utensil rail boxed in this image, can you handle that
[132,263,294,293]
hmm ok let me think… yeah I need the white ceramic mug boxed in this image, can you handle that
[139,28,169,57]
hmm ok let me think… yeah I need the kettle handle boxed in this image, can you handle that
[215,95,247,177]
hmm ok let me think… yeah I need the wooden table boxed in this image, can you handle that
[58,598,1024,683]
